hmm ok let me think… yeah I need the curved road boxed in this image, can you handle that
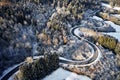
[59,27,102,67]
[0,27,102,80]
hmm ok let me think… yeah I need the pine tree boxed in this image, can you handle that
[32,58,46,79]
[19,63,34,80]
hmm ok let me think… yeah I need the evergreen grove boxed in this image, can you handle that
[97,35,120,55]
[15,53,59,80]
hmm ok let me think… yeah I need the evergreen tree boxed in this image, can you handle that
[32,58,46,79]
[19,63,34,80]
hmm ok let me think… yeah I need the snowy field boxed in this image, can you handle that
[104,21,120,42]
[43,68,91,80]
[92,15,120,42]
[105,21,120,32]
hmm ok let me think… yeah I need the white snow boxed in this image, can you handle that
[112,14,120,19]
[105,21,120,32]
[102,2,120,11]
[92,15,120,32]
[8,71,19,80]
[101,20,120,42]
[103,21,120,42]
[113,7,120,11]
[58,46,64,53]
[1,64,18,78]
[74,28,83,37]
[101,3,112,8]
[43,68,91,80]
[8,77,13,80]
[103,32,120,42]
[92,16,103,21]
[100,2,120,42]
[0,62,25,80]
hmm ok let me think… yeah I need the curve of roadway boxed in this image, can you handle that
[59,27,102,67]
[0,27,102,80]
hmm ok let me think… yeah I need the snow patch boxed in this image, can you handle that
[92,16,103,21]
[105,21,120,32]
[113,7,120,11]
[8,77,13,80]
[103,32,120,42]
[43,68,91,80]
[102,2,120,11]
[74,28,83,37]
[101,3,112,8]
[1,64,18,77]
[112,14,120,19]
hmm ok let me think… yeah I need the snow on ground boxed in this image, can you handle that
[112,14,120,19]
[91,14,120,42]
[105,21,120,32]
[0,61,25,80]
[103,21,120,42]
[8,77,13,80]
[8,71,19,80]
[102,19,120,42]
[0,64,18,79]
[103,32,120,42]
[113,7,120,11]
[92,15,120,32]
[92,16,120,32]
[43,68,91,80]
[101,3,112,8]
[101,3,120,11]
[92,16,103,21]
[74,27,83,37]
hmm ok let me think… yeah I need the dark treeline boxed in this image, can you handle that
[15,53,59,80]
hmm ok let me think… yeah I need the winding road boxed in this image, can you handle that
[59,27,102,67]
[0,27,102,80]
